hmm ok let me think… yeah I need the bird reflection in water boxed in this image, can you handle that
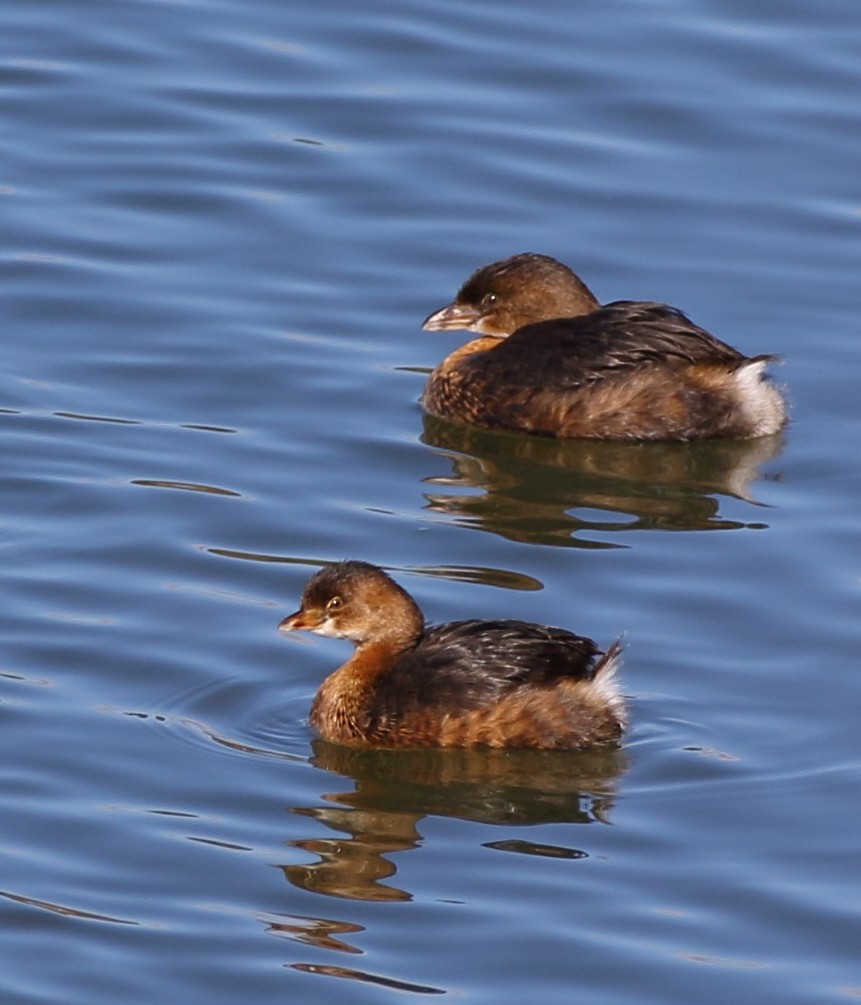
[281,738,625,903]
[420,415,784,547]
[267,918,447,994]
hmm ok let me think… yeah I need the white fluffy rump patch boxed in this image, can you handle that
[592,641,627,728]
[734,359,786,437]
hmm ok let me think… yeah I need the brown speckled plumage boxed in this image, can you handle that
[421,253,786,441]
[279,560,625,750]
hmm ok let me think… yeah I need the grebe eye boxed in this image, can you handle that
[326,596,343,612]
[482,293,497,308]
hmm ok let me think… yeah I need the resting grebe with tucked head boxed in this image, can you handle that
[279,560,625,750]
[421,253,786,441]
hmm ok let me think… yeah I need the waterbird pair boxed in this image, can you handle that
[280,253,786,750]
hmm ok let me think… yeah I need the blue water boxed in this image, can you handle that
[2,0,860,1002]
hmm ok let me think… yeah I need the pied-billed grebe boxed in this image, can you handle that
[422,252,786,441]
[279,560,625,750]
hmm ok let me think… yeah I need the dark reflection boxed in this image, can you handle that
[266,915,446,994]
[483,838,588,859]
[420,415,784,547]
[131,479,241,497]
[265,914,363,954]
[402,563,544,591]
[54,411,142,425]
[290,962,446,995]
[281,739,625,902]
[0,888,138,926]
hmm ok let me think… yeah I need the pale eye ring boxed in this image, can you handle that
[326,596,343,612]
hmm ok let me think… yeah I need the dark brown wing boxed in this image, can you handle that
[464,301,745,391]
[368,619,602,723]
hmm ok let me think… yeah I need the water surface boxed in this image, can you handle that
[2,0,860,1002]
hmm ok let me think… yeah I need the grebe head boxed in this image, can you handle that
[279,560,423,647]
[422,252,600,337]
